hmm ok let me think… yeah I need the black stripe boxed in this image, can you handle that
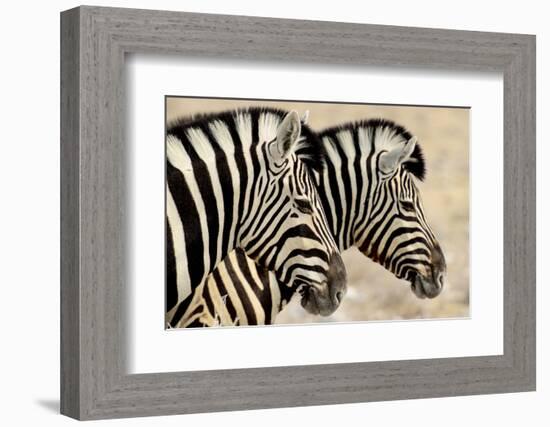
[235,250,273,324]
[241,111,261,228]
[246,191,288,250]
[211,267,237,323]
[283,247,330,266]
[370,152,392,210]
[280,262,327,285]
[387,236,430,271]
[199,122,235,259]
[390,248,431,272]
[225,256,257,325]
[251,109,260,145]
[359,176,397,249]
[278,282,296,309]
[166,219,178,312]
[255,180,287,230]
[332,134,353,248]
[377,226,423,264]
[317,152,335,237]
[166,161,205,299]
[228,116,247,245]
[259,228,330,282]
[358,198,391,254]
[260,272,276,324]
[202,282,216,321]
[324,138,343,240]
[353,130,376,240]
[397,259,433,277]
[351,126,364,243]
[368,214,398,260]
[186,318,205,328]
[239,178,275,240]
[168,132,219,272]
[185,305,207,328]
[247,205,291,263]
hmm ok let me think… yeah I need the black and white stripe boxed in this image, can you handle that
[166,108,346,328]
[185,119,447,327]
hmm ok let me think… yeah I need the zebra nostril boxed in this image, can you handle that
[435,271,444,290]
[335,291,344,304]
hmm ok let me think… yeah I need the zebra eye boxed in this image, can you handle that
[295,198,314,215]
[400,200,415,213]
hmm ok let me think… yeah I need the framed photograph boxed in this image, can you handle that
[163,96,468,329]
[61,6,536,420]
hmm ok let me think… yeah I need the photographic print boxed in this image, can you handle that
[165,96,469,329]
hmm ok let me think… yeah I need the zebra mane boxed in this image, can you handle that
[167,106,326,173]
[294,122,325,173]
[319,118,426,181]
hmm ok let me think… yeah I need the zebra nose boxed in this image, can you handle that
[328,251,347,305]
[435,270,444,290]
[431,244,446,292]
[432,243,446,270]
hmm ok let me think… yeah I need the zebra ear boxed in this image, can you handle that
[300,110,310,125]
[272,111,302,161]
[379,136,417,175]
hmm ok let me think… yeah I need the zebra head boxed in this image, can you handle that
[350,121,446,299]
[239,109,346,316]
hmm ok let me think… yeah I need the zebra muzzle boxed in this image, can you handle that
[410,245,446,299]
[300,252,347,316]
[411,274,442,299]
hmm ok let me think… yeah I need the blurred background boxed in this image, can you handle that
[167,97,470,324]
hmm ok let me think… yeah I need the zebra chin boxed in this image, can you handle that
[299,251,347,316]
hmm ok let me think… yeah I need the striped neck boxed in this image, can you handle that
[316,128,380,252]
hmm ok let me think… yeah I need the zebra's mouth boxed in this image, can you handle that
[410,273,443,299]
[299,285,320,315]
[299,284,336,316]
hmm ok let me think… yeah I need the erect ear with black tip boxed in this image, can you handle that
[270,111,301,162]
[379,136,417,175]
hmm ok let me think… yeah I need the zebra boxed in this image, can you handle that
[166,107,347,328]
[184,118,447,326]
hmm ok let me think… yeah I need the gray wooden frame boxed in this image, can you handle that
[60,5,536,420]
